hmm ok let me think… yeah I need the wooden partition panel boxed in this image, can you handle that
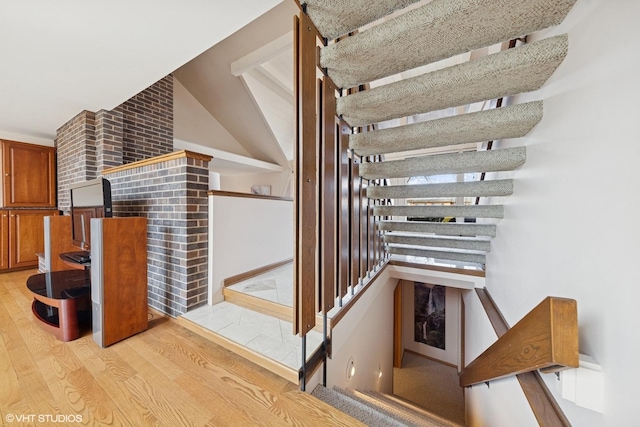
[338,121,351,302]
[295,12,321,336]
[350,159,361,288]
[320,76,337,313]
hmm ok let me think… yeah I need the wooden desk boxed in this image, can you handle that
[27,270,91,342]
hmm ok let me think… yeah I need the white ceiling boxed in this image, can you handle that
[0,0,283,144]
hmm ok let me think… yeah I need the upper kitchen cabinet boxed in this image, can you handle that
[1,140,56,207]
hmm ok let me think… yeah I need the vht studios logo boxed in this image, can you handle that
[5,414,83,423]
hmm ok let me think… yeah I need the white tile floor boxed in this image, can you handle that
[181,263,323,370]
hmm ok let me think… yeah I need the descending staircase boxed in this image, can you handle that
[299,0,576,267]
[312,385,462,427]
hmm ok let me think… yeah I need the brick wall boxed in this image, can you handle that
[56,111,97,211]
[56,75,174,211]
[95,109,123,171]
[54,75,212,317]
[118,75,173,164]
[103,152,210,316]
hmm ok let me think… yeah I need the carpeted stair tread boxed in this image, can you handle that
[384,234,492,252]
[311,385,407,427]
[360,147,526,180]
[360,391,464,427]
[337,34,568,127]
[301,0,421,40]
[387,246,486,264]
[321,0,576,89]
[379,220,496,237]
[367,180,514,200]
[350,101,542,157]
[340,388,452,427]
[374,204,504,219]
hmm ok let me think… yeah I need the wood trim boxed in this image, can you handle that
[459,296,578,386]
[389,259,486,278]
[467,288,574,427]
[209,190,293,202]
[223,287,292,323]
[102,150,212,175]
[393,282,403,368]
[475,288,509,336]
[517,371,572,427]
[223,259,293,287]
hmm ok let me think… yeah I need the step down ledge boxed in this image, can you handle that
[176,316,299,384]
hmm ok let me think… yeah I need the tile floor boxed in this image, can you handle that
[181,263,323,370]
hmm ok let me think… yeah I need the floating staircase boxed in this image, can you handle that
[312,385,463,427]
[299,0,576,267]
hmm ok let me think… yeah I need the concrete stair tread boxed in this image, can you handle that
[367,180,514,200]
[378,220,496,237]
[384,234,491,252]
[337,34,568,127]
[387,246,486,264]
[374,204,504,219]
[321,0,576,89]
[350,101,542,157]
[360,147,526,180]
[302,0,422,40]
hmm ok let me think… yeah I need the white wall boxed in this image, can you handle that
[463,290,539,427]
[173,77,251,157]
[472,1,637,425]
[220,169,294,198]
[208,193,293,303]
[402,281,460,367]
[328,270,398,393]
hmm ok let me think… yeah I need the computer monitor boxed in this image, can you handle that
[69,178,113,251]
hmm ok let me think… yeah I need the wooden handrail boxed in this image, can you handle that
[460,295,578,386]
[465,289,574,426]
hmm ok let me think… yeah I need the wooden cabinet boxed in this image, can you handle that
[0,211,8,270]
[1,140,56,208]
[0,209,59,271]
[91,217,148,347]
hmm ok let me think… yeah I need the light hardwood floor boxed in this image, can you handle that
[0,269,362,426]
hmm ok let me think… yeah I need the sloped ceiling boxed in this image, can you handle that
[0,0,283,144]
[174,1,298,169]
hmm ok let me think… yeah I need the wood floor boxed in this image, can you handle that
[0,269,362,426]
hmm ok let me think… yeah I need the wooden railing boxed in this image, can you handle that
[463,289,577,426]
[294,9,386,388]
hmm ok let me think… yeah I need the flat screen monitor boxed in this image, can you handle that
[69,178,113,251]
